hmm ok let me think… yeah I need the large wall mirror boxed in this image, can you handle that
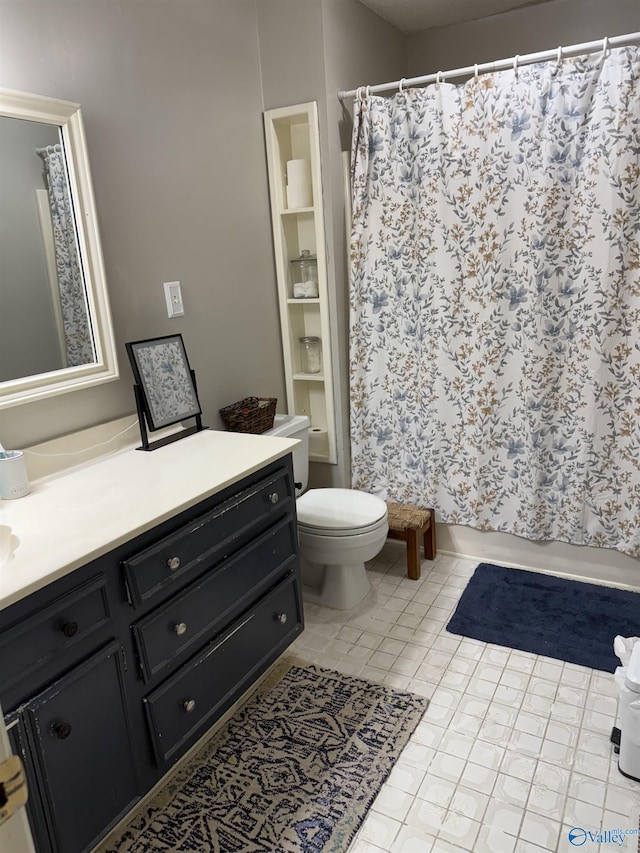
[0,88,118,409]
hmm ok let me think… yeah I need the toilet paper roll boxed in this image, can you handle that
[286,182,313,209]
[286,158,311,184]
[308,427,329,455]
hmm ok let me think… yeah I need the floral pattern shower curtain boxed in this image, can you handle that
[349,47,640,557]
[38,144,94,367]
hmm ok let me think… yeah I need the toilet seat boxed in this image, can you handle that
[297,488,387,535]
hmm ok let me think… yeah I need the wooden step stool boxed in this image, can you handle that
[385,502,436,580]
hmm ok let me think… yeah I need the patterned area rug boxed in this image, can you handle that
[102,658,428,852]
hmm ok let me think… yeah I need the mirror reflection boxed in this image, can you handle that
[0,115,95,382]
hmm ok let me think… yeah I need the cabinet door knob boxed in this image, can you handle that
[174,622,187,636]
[183,699,196,714]
[268,492,279,504]
[276,613,287,625]
[52,722,72,740]
[61,621,78,638]
[167,556,181,571]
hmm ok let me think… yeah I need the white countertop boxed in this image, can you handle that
[0,429,298,612]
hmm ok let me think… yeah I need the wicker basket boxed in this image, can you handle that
[219,397,277,434]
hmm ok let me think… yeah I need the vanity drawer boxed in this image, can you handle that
[143,574,302,765]
[133,517,298,681]
[0,575,110,692]
[122,466,293,606]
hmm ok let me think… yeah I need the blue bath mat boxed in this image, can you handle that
[446,563,640,673]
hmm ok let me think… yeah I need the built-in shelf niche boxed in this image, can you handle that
[264,102,337,464]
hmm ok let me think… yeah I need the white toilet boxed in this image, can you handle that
[265,414,388,609]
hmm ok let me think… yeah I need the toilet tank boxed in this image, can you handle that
[265,414,310,492]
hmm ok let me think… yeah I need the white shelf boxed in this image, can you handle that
[293,373,325,381]
[264,102,337,465]
[281,206,314,215]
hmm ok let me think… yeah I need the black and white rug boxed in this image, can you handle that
[102,658,428,852]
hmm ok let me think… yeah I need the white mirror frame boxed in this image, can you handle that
[0,88,118,409]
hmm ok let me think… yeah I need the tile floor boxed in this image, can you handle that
[289,544,640,853]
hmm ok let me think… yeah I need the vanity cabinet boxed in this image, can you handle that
[0,455,303,853]
[7,643,138,853]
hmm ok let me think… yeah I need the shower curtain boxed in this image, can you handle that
[349,46,640,557]
[37,144,94,367]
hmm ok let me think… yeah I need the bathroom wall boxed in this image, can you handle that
[407,0,639,73]
[0,0,285,448]
[0,0,403,484]
[256,0,406,489]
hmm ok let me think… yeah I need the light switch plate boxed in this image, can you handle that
[164,281,184,318]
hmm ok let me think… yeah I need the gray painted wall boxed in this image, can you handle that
[257,0,405,487]
[0,0,404,487]
[407,0,639,74]
[0,0,285,447]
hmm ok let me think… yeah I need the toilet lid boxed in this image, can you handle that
[297,489,387,530]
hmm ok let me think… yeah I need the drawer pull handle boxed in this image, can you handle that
[167,556,181,571]
[276,613,288,625]
[52,722,72,740]
[174,622,187,636]
[61,621,78,638]
[183,699,196,714]
[268,492,279,504]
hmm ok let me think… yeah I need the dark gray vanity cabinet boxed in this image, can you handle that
[0,455,303,853]
[8,642,138,853]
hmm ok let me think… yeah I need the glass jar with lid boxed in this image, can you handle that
[290,250,319,298]
[299,336,322,374]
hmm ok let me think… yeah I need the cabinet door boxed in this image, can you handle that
[24,642,138,853]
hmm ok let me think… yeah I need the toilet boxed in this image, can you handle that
[265,414,388,609]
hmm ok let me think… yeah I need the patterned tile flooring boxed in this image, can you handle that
[289,545,640,853]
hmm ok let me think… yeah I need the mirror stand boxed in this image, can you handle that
[133,370,208,452]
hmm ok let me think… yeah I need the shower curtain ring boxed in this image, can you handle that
[602,36,609,58]
[399,77,406,93]
[513,54,520,75]
[436,71,442,86]
[556,45,563,66]
[366,85,371,98]
[474,63,479,79]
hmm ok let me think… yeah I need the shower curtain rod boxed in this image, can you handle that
[338,31,640,100]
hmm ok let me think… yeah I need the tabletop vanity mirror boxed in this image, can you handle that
[0,88,118,409]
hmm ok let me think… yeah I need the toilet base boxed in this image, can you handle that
[300,559,370,610]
